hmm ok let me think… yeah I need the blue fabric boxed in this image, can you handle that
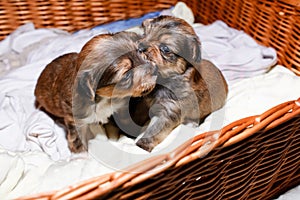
[91,11,162,33]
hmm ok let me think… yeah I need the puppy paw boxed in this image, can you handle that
[136,138,155,152]
[185,122,199,128]
[68,139,86,153]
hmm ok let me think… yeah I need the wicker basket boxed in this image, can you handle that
[1,0,300,199]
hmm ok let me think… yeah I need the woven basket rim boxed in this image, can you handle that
[278,0,300,6]
[19,98,300,199]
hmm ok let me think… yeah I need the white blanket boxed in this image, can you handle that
[194,21,277,84]
[1,65,299,199]
[0,4,299,199]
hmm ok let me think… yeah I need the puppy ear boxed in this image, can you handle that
[179,36,201,66]
[142,18,154,30]
[76,70,96,101]
[190,37,201,64]
[184,67,202,85]
[73,70,97,120]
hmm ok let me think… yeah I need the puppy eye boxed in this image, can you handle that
[159,44,171,54]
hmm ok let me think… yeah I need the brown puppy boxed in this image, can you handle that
[34,32,157,152]
[126,16,228,152]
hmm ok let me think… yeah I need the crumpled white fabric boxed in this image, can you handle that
[0,61,68,160]
[0,23,66,76]
[0,148,112,199]
[160,1,195,25]
[194,20,277,85]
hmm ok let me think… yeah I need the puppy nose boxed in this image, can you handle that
[138,43,148,53]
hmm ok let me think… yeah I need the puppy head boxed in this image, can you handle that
[138,15,201,77]
[75,31,157,100]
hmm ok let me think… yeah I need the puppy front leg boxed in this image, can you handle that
[136,101,181,152]
[66,123,85,153]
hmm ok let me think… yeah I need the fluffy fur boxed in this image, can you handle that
[35,32,157,152]
[117,16,228,152]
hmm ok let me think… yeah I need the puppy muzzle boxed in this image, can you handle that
[133,63,157,96]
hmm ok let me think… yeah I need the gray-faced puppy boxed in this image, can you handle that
[34,32,157,152]
[130,16,228,152]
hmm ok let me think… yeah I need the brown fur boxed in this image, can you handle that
[35,32,157,152]
[119,16,228,152]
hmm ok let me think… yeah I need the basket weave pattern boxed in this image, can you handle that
[1,0,299,73]
[0,0,176,39]
[187,0,300,74]
[20,99,300,199]
[1,0,300,199]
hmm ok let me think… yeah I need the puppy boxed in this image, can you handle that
[34,31,157,152]
[124,16,228,152]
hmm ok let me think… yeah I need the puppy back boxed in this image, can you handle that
[197,59,228,110]
[35,52,79,119]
